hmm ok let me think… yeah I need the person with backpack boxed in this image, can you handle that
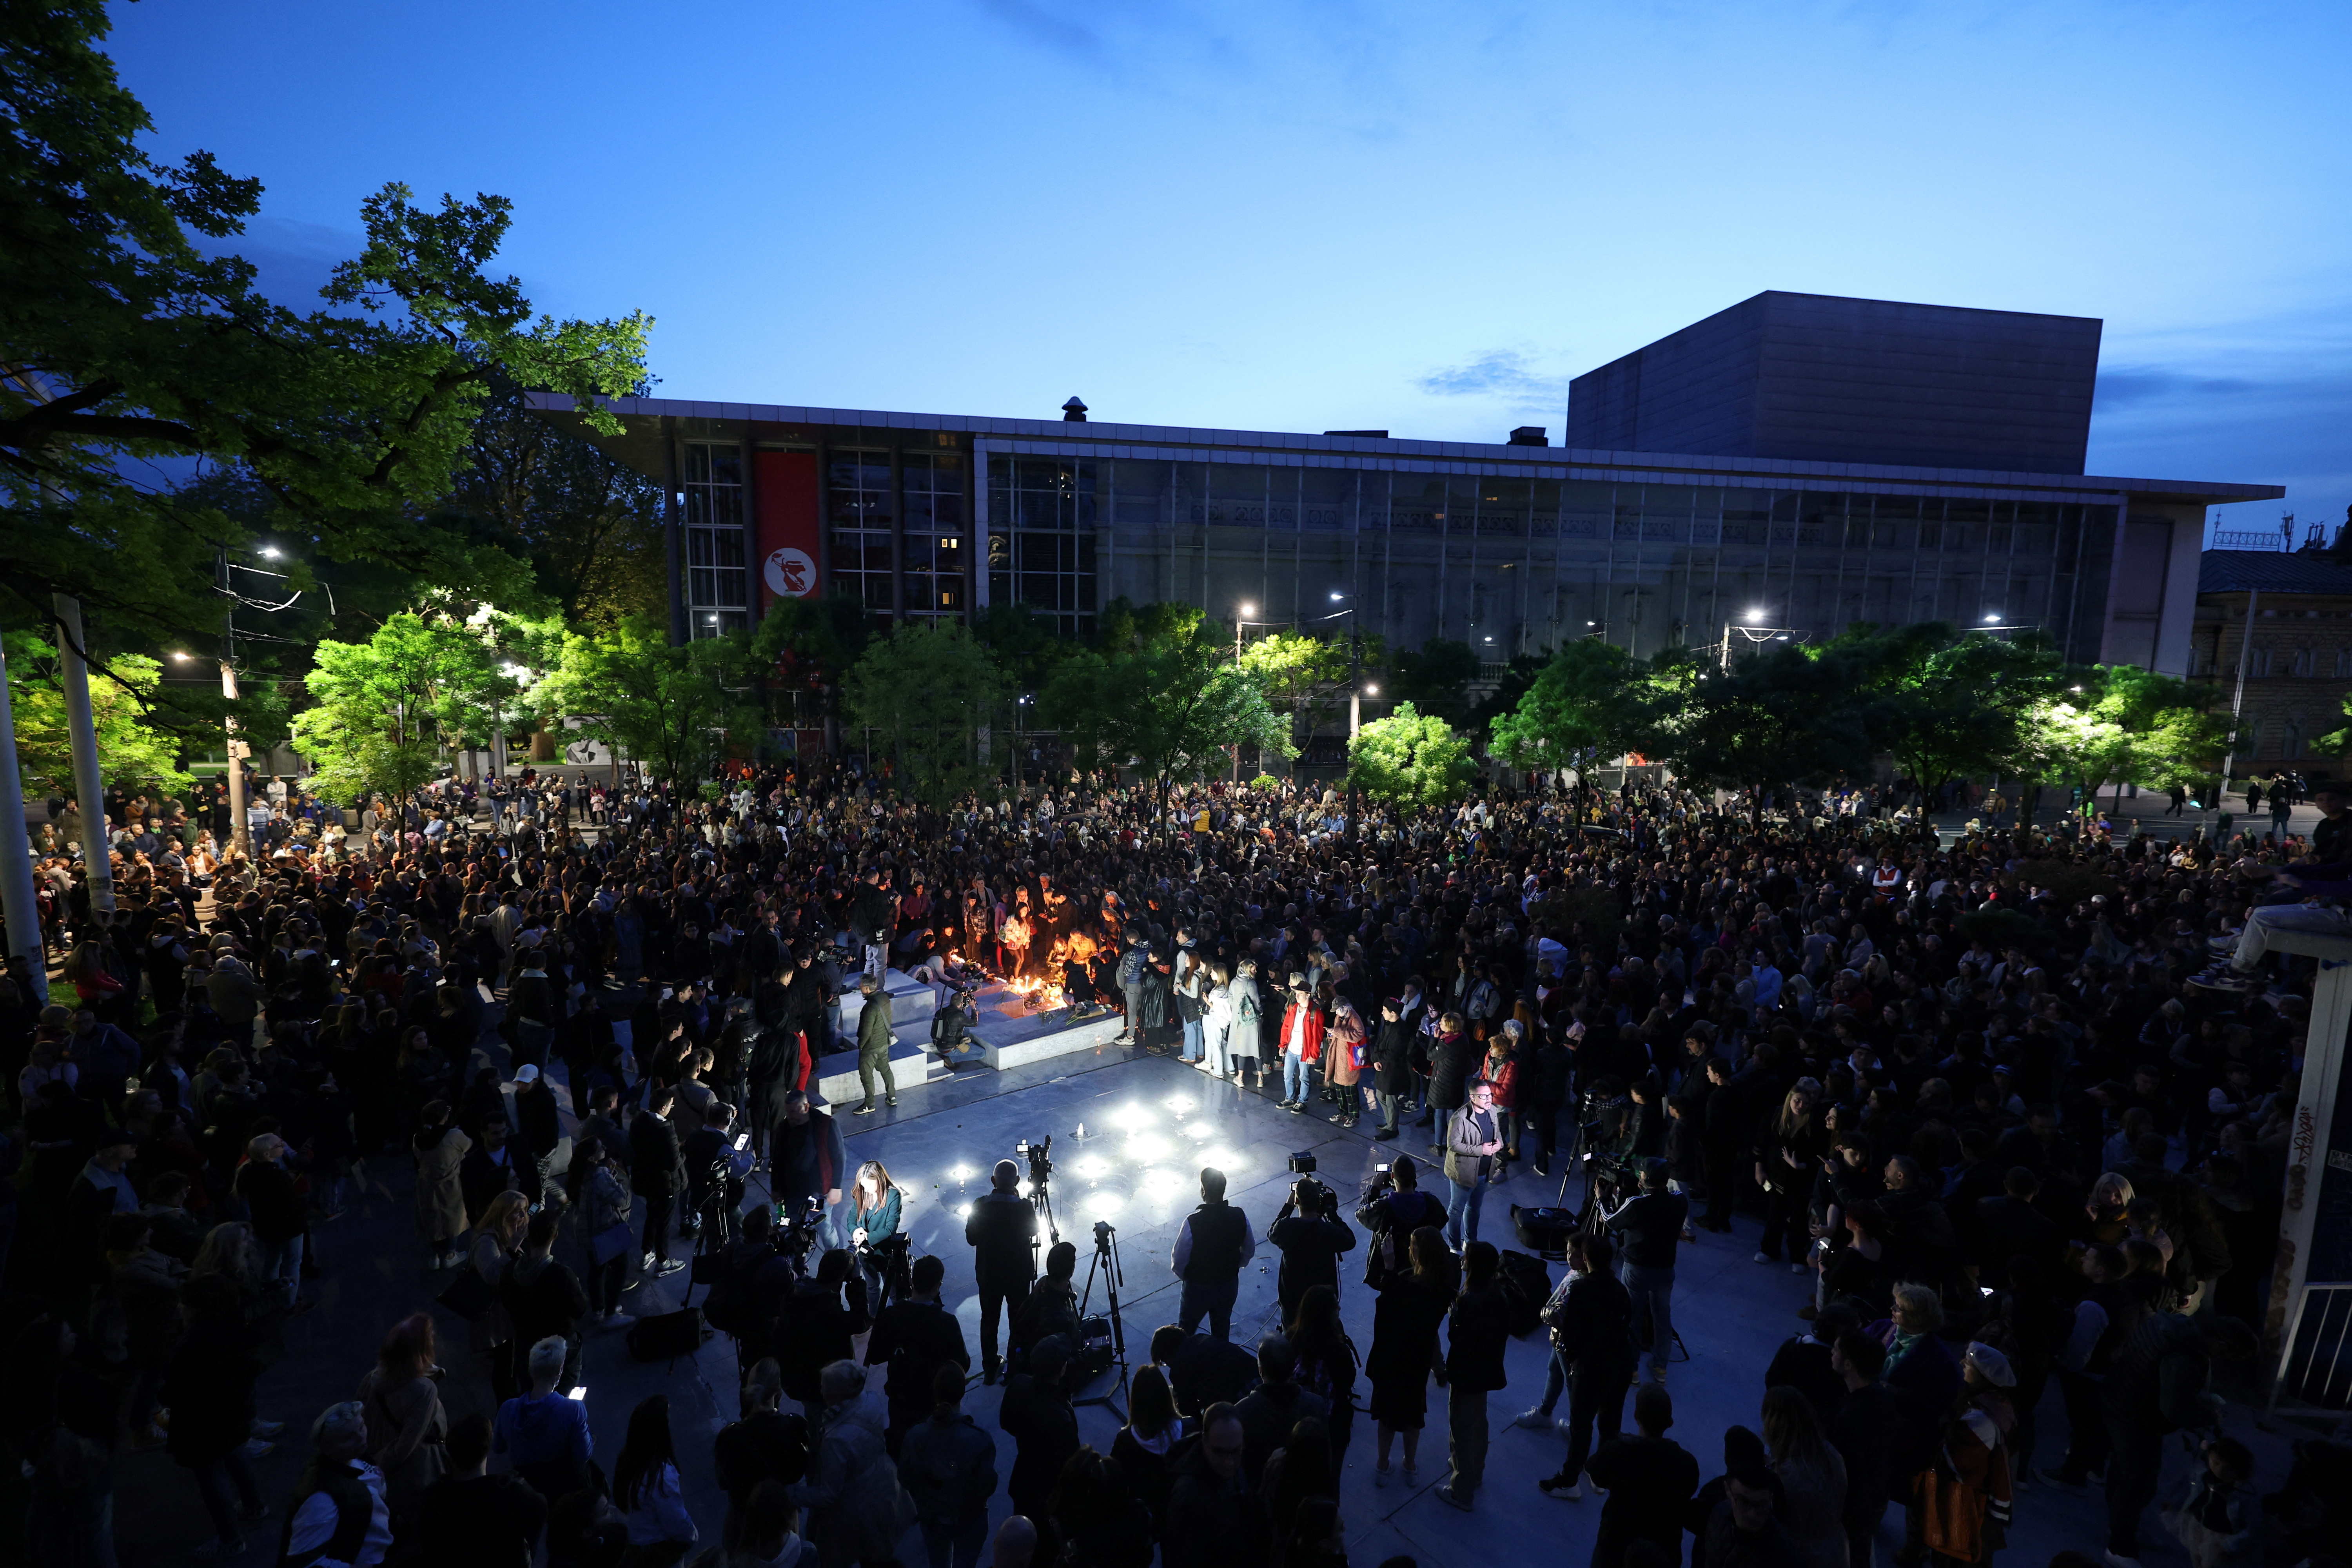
[714,1360,812,1547]
[865,1254,971,1456]
[1113,934,1150,1046]
[901,1363,999,1568]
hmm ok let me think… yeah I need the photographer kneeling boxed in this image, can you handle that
[1268,1170,1356,1321]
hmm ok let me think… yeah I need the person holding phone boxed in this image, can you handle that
[851,1160,905,1303]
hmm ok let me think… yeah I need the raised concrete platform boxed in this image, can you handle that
[965,982,1127,1070]
[829,967,938,1051]
[811,1037,971,1107]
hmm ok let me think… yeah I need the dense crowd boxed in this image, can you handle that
[0,754,2329,1568]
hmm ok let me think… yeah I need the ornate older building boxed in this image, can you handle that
[2195,546,2352,775]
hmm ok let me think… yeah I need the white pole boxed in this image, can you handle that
[51,595,114,915]
[0,640,53,1002]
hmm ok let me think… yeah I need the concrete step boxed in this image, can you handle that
[811,1036,972,1107]
[829,968,938,1051]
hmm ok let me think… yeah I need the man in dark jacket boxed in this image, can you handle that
[1535,1232,1633,1501]
[771,1090,846,1245]
[2101,1311,2257,1563]
[713,1360,811,1543]
[630,1084,685,1277]
[1606,1157,1689,1382]
[1829,1331,1895,1568]
[1585,1384,1699,1568]
[1369,1003,1414,1141]
[235,1132,309,1311]
[1699,1057,1746,1232]
[965,1160,1038,1383]
[417,1412,546,1568]
[997,1336,1078,1524]
[1266,1178,1355,1321]
[1702,1464,1808,1568]
[500,1208,591,1391]
[1437,1239,1511,1511]
[1762,1302,1855,1427]
[509,1064,564,1198]
[866,1254,971,1454]
[1163,1404,1261,1568]
[1975,1166,2063,1279]
[1233,1334,1329,1488]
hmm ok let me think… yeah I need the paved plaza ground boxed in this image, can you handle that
[109,1015,2306,1568]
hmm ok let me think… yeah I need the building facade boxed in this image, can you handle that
[2193,549,2352,774]
[528,294,2281,688]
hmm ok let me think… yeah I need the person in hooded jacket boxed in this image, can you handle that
[789,1361,914,1568]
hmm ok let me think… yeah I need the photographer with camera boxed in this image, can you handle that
[1268,1167,1356,1321]
[682,1101,752,1251]
[1355,1155,1447,1289]
[964,1160,1039,1384]
[1171,1166,1258,1343]
[1603,1157,1690,1386]
[772,1090,846,1247]
[1011,1240,1082,1364]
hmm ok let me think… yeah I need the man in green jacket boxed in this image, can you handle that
[854,975,898,1115]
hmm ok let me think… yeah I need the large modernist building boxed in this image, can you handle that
[533,290,2281,685]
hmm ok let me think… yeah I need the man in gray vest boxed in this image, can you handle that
[1171,1166,1258,1342]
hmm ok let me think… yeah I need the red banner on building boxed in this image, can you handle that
[753,451,822,607]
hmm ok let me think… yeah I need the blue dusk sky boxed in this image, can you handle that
[105,0,2351,541]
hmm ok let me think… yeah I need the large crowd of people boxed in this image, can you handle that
[0,753,2328,1568]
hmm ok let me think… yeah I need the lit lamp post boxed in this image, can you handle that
[1230,603,1281,781]
[216,544,289,858]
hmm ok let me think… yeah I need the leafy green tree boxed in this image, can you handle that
[4,632,189,795]
[1239,630,1351,769]
[439,379,666,630]
[290,612,506,801]
[1664,643,1874,807]
[1097,598,1206,652]
[1837,624,2061,797]
[1387,637,1481,726]
[1347,702,1476,809]
[536,616,762,783]
[1,2,651,654]
[2020,664,2227,807]
[1044,624,1292,811]
[1489,640,1650,774]
[841,621,1006,806]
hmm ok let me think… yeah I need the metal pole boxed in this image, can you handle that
[0,638,53,1002]
[1346,622,1361,844]
[50,595,114,916]
[2217,588,2259,837]
[220,551,251,859]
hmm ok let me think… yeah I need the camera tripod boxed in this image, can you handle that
[1074,1221,1131,1423]
[1559,1122,1691,1367]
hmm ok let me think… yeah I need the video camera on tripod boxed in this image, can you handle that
[1016,1135,1053,1189]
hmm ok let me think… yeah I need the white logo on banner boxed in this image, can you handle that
[763,546,817,599]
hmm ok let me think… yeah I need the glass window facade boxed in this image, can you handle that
[902,453,967,618]
[828,450,895,623]
[988,458,1097,639]
[683,443,747,637]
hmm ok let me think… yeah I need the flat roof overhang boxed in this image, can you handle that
[526,392,2285,510]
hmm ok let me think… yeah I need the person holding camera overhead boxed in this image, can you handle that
[965,1160,1039,1384]
[1268,1171,1356,1321]
[1171,1166,1258,1342]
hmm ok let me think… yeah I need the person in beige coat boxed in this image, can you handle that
[356,1311,448,1548]
[412,1100,471,1270]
